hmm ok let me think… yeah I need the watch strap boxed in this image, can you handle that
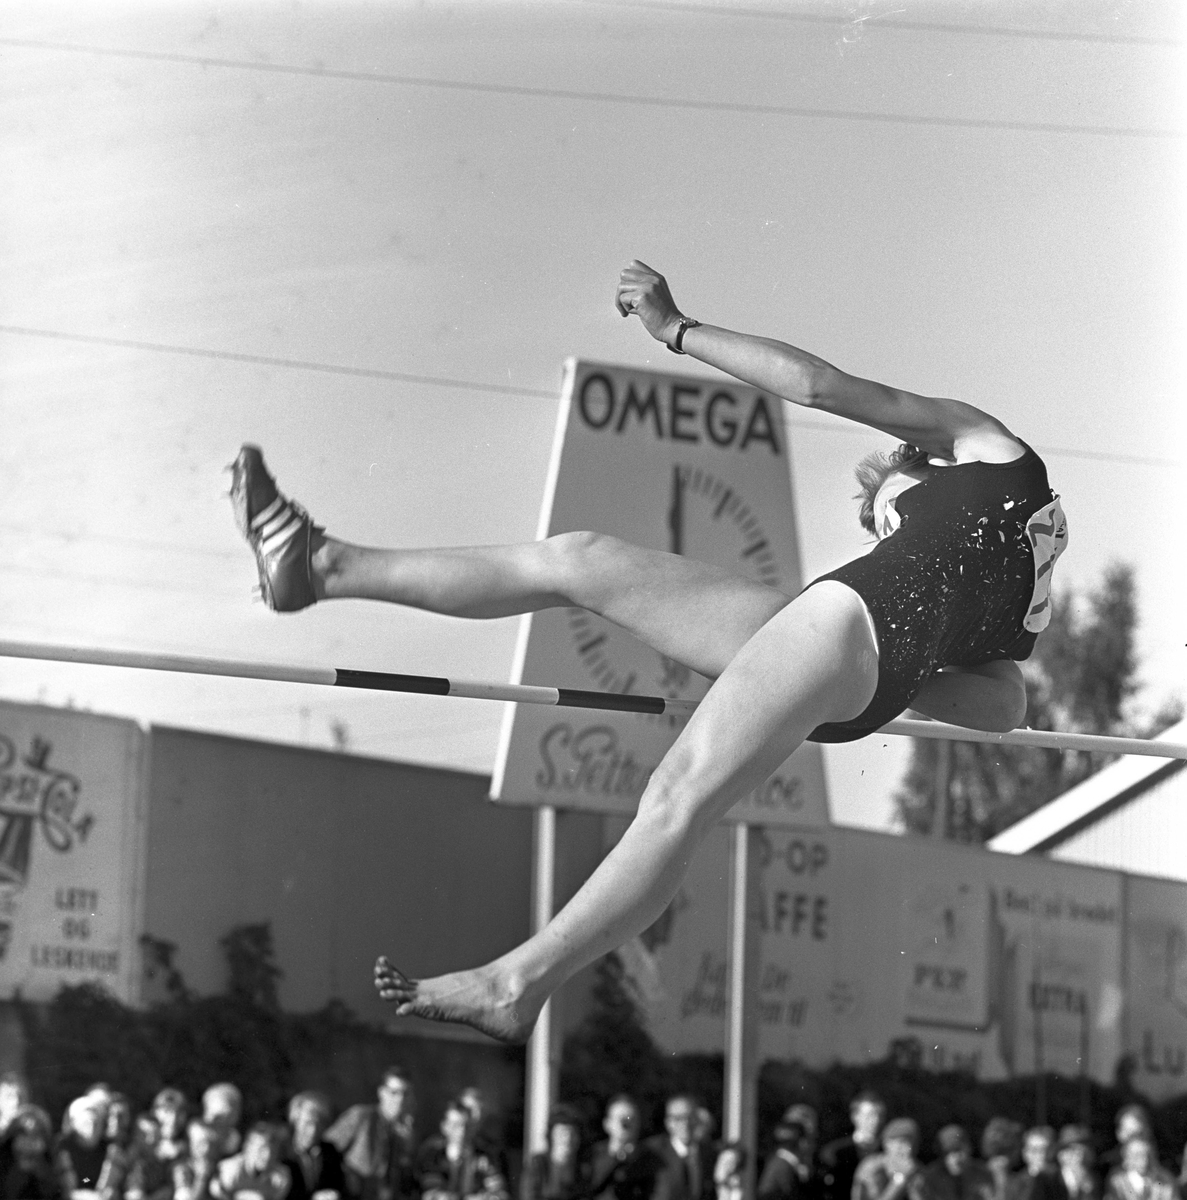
[667,316,700,354]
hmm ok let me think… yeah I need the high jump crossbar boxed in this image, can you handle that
[2,639,1185,761]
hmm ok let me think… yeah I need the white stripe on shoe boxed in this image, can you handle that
[249,496,285,531]
[260,517,304,558]
[257,505,298,542]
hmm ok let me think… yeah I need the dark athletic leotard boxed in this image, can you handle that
[806,445,1067,744]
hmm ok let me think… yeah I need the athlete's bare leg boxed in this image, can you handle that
[234,445,789,678]
[312,531,789,679]
[373,579,879,1042]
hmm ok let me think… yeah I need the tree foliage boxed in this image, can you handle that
[20,923,294,1121]
[896,563,1181,843]
[558,952,671,1128]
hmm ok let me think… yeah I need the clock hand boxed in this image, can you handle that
[668,464,685,556]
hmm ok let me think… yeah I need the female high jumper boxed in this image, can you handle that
[231,261,1067,1043]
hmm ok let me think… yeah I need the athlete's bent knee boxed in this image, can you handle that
[544,530,608,560]
[541,530,622,590]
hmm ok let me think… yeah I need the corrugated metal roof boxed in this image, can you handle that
[1048,766,1187,881]
[987,718,1187,855]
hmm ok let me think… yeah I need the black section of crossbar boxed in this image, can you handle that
[334,668,451,695]
[557,687,667,715]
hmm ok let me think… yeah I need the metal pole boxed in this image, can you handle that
[725,824,748,1141]
[724,825,758,1194]
[525,805,557,1158]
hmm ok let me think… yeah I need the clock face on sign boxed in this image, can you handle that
[567,464,785,723]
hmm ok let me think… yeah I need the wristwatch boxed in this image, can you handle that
[667,316,701,354]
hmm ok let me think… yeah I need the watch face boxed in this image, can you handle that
[567,465,784,722]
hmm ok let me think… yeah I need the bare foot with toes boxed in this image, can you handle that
[373,955,542,1044]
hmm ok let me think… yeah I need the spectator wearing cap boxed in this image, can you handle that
[325,1066,417,1200]
[918,1127,993,1200]
[1099,1111,1154,1180]
[589,1095,657,1200]
[853,1119,923,1200]
[982,1120,1023,1200]
[1007,1128,1066,1200]
[757,1118,813,1200]
[54,1092,110,1197]
[1,1105,58,1199]
[283,1092,345,1200]
[521,1105,588,1200]
[1103,1135,1177,1200]
[819,1093,885,1200]
[1056,1128,1098,1200]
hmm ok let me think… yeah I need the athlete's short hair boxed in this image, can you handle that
[854,443,930,535]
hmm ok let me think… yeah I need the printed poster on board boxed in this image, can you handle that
[623,824,1128,1082]
[0,701,147,1004]
[491,359,829,828]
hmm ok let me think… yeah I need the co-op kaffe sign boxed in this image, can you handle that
[492,359,829,827]
[0,701,146,1004]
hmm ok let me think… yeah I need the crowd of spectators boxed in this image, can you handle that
[1,1070,1186,1200]
[0,1068,509,1200]
[791,1095,1184,1200]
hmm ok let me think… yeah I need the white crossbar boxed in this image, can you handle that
[1,640,1184,759]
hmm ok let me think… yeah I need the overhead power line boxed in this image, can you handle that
[0,38,1179,140]
[0,324,546,399]
[1,324,1180,470]
[564,0,1183,48]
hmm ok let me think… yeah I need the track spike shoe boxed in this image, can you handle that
[229,444,321,612]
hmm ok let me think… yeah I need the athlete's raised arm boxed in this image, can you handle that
[616,260,1023,463]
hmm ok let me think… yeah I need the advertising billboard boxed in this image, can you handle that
[624,824,1129,1083]
[0,701,147,1004]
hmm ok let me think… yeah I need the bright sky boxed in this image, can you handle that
[1,0,1184,831]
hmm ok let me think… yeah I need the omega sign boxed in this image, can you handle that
[491,358,831,828]
[574,372,782,455]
